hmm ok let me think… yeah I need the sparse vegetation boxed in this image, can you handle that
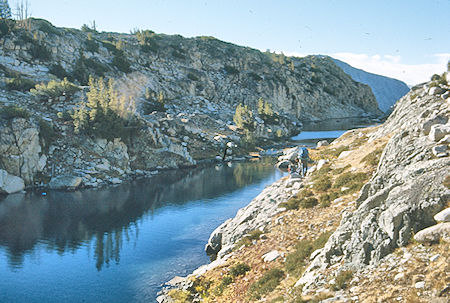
[332,171,368,193]
[49,64,68,79]
[224,65,239,75]
[0,104,30,119]
[285,231,332,277]
[279,189,314,210]
[313,175,332,192]
[234,229,263,248]
[5,77,36,91]
[331,270,353,290]
[248,268,285,300]
[229,263,250,277]
[361,146,385,166]
[38,119,56,151]
[168,289,190,303]
[85,33,99,53]
[30,78,79,100]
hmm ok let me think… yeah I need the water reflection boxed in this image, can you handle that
[0,159,275,271]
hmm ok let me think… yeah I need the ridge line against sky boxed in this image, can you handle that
[9,0,450,85]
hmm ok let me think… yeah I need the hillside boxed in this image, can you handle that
[0,18,382,193]
[331,57,410,113]
[158,73,449,302]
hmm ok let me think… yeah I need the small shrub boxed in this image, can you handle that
[318,145,349,159]
[285,240,313,275]
[333,172,368,193]
[285,232,332,277]
[38,119,56,151]
[49,64,68,79]
[168,289,190,303]
[299,197,318,208]
[6,77,36,91]
[319,191,340,206]
[331,270,353,290]
[187,72,199,81]
[0,105,30,120]
[313,176,332,192]
[172,50,186,59]
[249,72,262,81]
[84,58,109,76]
[333,164,351,175]
[112,53,131,73]
[248,268,285,299]
[230,263,250,277]
[234,230,262,248]
[30,78,79,100]
[57,111,72,121]
[324,86,336,96]
[224,65,239,75]
[29,42,52,61]
[0,18,14,38]
[85,34,99,53]
[34,18,60,35]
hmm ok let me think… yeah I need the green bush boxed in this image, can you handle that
[29,42,52,61]
[333,171,368,193]
[49,64,68,79]
[229,263,250,277]
[257,98,279,124]
[313,176,332,192]
[38,119,56,151]
[30,78,79,100]
[6,77,36,91]
[299,197,318,208]
[224,65,239,75]
[249,72,262,81]
[331,270,353,290]
[234,230,263,248]
[285,232,332,277]
[85,33,99,53]
[0,18,14,38]
[360,147,384,166]
[324,86,336,96]
[0,105,30,119]
[187,72,199,81]
[112,53,131,73]
[84,58,109,76]
[248,268,285,299]
[34,18,60,35]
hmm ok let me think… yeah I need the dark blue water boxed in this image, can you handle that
[0,160,282,303]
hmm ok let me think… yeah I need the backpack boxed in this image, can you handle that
[299,147,309,160]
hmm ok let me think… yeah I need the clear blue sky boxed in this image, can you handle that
[9,0,450,85]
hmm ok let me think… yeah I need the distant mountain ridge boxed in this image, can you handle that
[331,57,410,112]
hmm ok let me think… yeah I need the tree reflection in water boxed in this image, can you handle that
[0,158,276,270]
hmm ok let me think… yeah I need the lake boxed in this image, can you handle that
[0,159,282,303]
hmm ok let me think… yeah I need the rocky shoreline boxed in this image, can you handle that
[156,76,449,302]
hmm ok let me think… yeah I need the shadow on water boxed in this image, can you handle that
[0,159,275,271]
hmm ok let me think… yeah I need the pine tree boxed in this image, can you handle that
[0,0,12,19]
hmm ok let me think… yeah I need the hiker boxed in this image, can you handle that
[298,147,310,176]
[288,158,300,175]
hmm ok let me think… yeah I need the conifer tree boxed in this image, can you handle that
[0,0,12,19]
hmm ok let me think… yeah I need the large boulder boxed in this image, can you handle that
[414,223,450,243]
[429,123,450,142]
[49,175,83,190]
[0,169,25,194]
[0,118,44,184]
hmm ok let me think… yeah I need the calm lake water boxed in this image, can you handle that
[0,159,283,303]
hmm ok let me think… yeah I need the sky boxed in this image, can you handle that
[8,0,450,85]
